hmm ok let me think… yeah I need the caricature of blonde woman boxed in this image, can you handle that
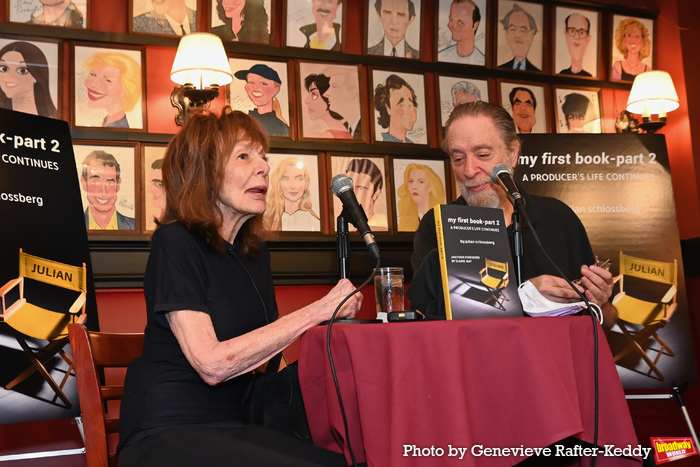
[83,51,141,128]
[397,163,444,232]
[264,158,320,231]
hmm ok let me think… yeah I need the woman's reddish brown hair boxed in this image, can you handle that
[157,107,270,257]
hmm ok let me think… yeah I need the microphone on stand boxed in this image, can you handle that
[491,164,525,211]
[330,174,380,260]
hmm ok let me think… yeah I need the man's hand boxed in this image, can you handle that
[528,274,584,303]
[578,264,614,307]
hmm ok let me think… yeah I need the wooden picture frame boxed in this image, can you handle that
[209,0,274,44]
[436,75,490,137]
[73,140,140,233]
[392,157,448,233]
[554,5,600,79]
[436,0,487,66]
[366,0,422,60]
[6,0,88,29]
[297,61,366,142]
[263,152,325,233]
[370,68,428,145]
[498,80,551,134]
[553,86,602,134]
[227,56,294,139]
[495,0,544,73]
[610,15,654,83]
[71,43,147,131]
[142,144,167,232]
[129,0,199,36]
[329,153,391,233]
[285,0,346,52]
[0,34,63,120]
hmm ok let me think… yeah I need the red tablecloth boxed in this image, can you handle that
[299,317,642,467]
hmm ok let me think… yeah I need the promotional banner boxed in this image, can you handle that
[0,108,97,424]
[518,134,694,389]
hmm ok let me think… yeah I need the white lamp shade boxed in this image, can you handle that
[171,33,232,88]
[626,71,679,116]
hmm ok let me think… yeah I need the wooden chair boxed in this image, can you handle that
[1,249,87,408]
[479,258,510,310]
[68,323,144,467]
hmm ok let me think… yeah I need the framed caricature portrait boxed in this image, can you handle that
[437,75,489,135]
[7,0,88,29]
[73,141,140,232]
[496,1,543,72]
[210,0,272,44]
[72,44,146,131]
[611,15,654,82]
[554,6,599,79]
[366,0,422,59]
[0,35,62,119]
[130,0,198,36]
[263,153,323,232]
[298,61,364,141]
[142,144,166,232]
[227,57,292,138]
[370,69,427,145]
[392,158,447,232]
[554,86,602,134]
[499,81,549,134]
[436,0,486,66]
[329,154,390,232]
[286,0,344,51]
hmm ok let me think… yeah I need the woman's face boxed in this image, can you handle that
[624,26,643,56]
[218,140,269,220]
[222,0,245,18]
[408,168,430,206]
[0,51,36,100]
[304,82,328,121]
[279,164,307,203]
[84,64,124,112]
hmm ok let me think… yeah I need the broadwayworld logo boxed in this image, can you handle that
[651,437,698,464]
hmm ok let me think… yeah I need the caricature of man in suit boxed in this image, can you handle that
[367,0,418,59]
[133,0,196,36]
[498,4,540,71]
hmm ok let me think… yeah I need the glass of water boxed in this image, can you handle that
[374,267,404,314]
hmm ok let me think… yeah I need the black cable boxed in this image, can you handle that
[326,258,380,467]
[517,208,599,466]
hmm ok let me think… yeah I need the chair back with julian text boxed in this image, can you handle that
[612,252,678,381]
[68,323,145,467]
[479,258,510,310]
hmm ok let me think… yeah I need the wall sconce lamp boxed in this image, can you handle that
[626,71,679,134]
[170,33,232,126]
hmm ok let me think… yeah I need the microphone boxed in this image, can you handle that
[331,174,380,259]
[491,164,525,210]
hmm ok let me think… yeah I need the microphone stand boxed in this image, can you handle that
[511,209,523,287]
[337,211,350,279]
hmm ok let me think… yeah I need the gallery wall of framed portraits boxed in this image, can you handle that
[0,0,657,285]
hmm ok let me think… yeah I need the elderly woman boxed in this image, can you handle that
[117,108,361,466]
[612,18,651,80]
[83,51,141,128]
[396,163,445,232]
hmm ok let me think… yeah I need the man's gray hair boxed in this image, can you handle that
[450,81,481,104]
[500,3,538,36]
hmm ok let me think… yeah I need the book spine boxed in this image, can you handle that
[435,205,453,320]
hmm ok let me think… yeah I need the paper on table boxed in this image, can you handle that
[518,281,602,324]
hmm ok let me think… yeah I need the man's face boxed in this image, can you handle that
[346,170,380,216]
[312,0,341,28]
[151,0,182,15]
[447,116,518,210]
[378,0,415,45]
[387,85,417,132]
[448,1,478,44]
[324,74,352,115]
[148,168,166,211]
[81,162,120,213]
[506,10,534,61]
[565,14,591,62]
[454,91,478,107]
[244,73,280,108]
[512,90,536,133]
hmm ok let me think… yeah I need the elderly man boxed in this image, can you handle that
[498,4,539,71]
[559,13,593,76]
[438,0,484,65]
[367,0,418,58]
[509,87,537,134]
[409,101,616,328]
[300,0,343,51]
[133,0,196,36]
[322,65,362,139]
[80,151,135,230]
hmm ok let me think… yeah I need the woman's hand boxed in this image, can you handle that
[313,278,363,321]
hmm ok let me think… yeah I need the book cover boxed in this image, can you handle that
[435,204,524,319]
